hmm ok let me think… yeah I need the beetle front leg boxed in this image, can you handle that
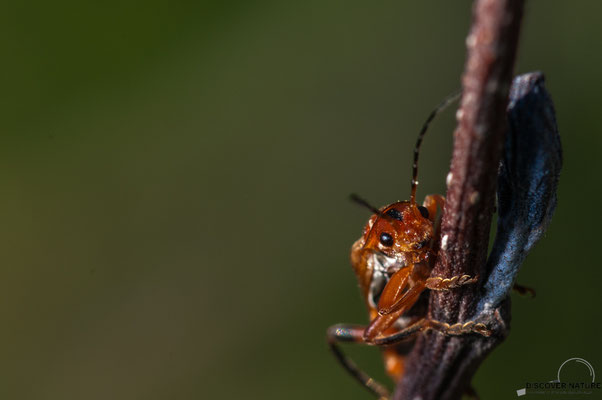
[326,324,390,400]
[425,274,479,291]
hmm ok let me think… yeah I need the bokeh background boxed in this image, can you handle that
[2,1,601,399]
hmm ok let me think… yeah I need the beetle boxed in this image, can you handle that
[326,93,492,399]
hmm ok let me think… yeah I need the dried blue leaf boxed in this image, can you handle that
[477,72,562,314]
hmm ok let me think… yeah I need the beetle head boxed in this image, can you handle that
[361,201,434,258]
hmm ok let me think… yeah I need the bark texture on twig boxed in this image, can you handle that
[395,0,525,399]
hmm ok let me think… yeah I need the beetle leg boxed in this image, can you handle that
[326,324,390,400]
[366,284,425,340]
[464,385,480,400]
[376,263,431,317]
[425,274,479,291]
[422,194,445,223]
[376,267,411,313]
[513,283,536,298]
[372,318,491,346]
[374,283,426,318]
[327,317,489,398]
[423,194,445,248]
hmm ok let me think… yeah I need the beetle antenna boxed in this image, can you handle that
[349,193,382,216]
[350,193,400,224]
[410,90,462,205]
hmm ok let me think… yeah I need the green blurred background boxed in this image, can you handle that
[1,1,601,399]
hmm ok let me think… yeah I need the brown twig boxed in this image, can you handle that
[394,0,524,399]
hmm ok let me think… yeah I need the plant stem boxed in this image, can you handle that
[394,0,524,399]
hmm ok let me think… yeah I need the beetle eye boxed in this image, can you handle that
[379,232,394,247]
[418,206,429,219]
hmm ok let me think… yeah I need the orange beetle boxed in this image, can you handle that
[327,93,490,399]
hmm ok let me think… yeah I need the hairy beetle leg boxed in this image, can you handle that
[327,324,390,400]
[372,318,491,346]
[512,283,536,298]
[425,274,479,291]
[327,318,490,399]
